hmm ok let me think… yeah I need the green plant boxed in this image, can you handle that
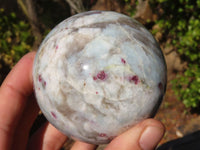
[0,8,34,68]
[124,0,139,17]
[172,65,200,108]
[149,0,200,108]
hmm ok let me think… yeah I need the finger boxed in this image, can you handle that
[0,52,36,149]
[71,141,97,150]
[27,123,67,150]
[105,119,165,150]
[12,94,40,150]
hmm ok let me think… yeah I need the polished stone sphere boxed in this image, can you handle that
[33,10,167,144]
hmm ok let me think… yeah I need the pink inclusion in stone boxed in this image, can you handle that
[93,76,97,80]
[93,71,107,81]
[97,71,107,80]
[98,133,107,137]
[38,74,42,82]
[38,74,47,87]
[56,45,59,50]
[51,112,57,119]
[129,75,139,85]
[121,58,126,64]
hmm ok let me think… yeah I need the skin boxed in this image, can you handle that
[0,52,165,150]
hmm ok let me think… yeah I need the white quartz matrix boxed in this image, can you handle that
[33,11,167,144]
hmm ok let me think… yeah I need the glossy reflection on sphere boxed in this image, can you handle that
[33,10,167,144]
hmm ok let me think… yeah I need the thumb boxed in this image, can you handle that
[105,119,165,150]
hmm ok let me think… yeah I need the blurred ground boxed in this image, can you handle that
[155,83,198,144]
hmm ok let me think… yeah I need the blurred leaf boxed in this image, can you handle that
[0,9,34,68]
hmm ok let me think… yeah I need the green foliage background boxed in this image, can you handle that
[149,0,200,108]
[0,8,34,68]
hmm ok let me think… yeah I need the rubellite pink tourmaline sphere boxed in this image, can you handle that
[33,11,167,144]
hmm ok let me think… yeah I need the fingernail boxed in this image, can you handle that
[139,126,164,150]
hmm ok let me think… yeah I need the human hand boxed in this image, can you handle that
[0,52,165,150]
